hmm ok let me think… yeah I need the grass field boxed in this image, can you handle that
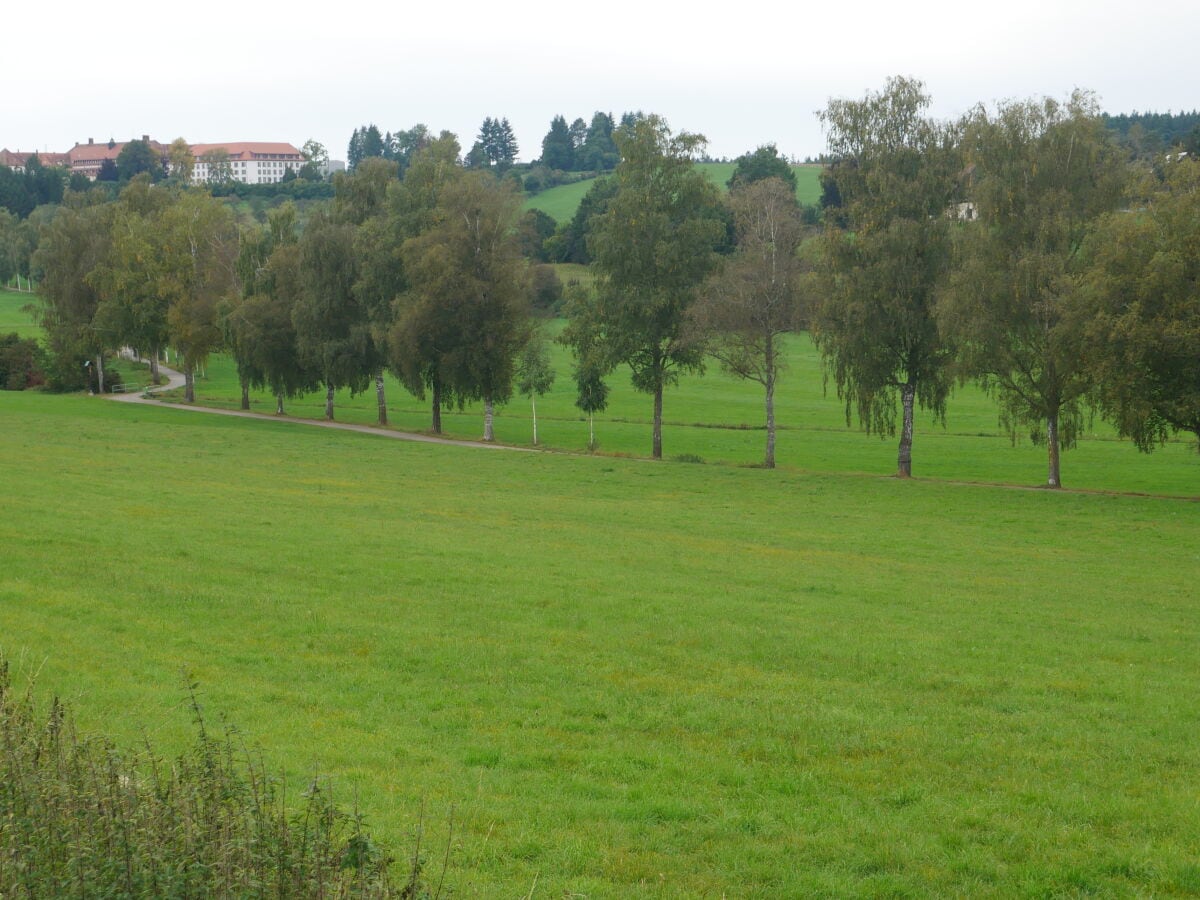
[156,320,1199,499]
[4,296,1200,895]
[3,388,1199,897]
[0,288,40,340]
[525,164,824,225]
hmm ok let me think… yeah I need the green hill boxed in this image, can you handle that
[525,163,824,224]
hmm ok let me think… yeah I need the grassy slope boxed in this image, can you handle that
[2,388,1199,897]
[525,164,824,224]
[166,322,1199,499]
[0,288,41,339]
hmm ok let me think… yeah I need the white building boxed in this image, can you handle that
[189,142,305,185]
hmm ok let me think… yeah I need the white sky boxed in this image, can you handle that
[5,0,1198,164]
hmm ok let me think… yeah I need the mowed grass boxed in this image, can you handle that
[2,388,1199,896]
[525,164,824,224]
[169,320,1200,499]
[0,288,41,340]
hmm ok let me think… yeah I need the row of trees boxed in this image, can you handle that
[34,140,554,441]
[23,87,1200,485]
[813,78,1199,487]
[538,112,624,173]
[0,156,76,219]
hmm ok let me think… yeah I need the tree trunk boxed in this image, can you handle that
[184,366,194,403]
[652,382,663,460]
[240,377,250,411]
[588,413,596,451]
[483,399,495,442]
[531,396,538,446]
[150,351,160,385]
[276,393,285,415]
[764,341,776,469]
[375,371,388,426]
[324,382,334,420]
[1047,411,1061,488]
[431,381,442,433]
[95,355,105,394]
[897,382,915,478]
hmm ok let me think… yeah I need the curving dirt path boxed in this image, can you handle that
[106,364,534,452]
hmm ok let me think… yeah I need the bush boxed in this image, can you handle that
[0,332,44,390]
[530,265,564,313]
[0,657,404,897]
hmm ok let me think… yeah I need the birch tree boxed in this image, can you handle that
[1083,156,1200,451]
[516,329,556,445]
[563,115,724,459]
[938,90,1129,487]
[690,177,807,468]
[814,76,960,478]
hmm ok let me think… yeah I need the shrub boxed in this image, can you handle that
[0,332,44,390]
[530,265,564,313]
[0,658,404,897]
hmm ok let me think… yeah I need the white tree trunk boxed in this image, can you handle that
[483,399,495,442]
[375,372,388,425]
[531,396,538,446]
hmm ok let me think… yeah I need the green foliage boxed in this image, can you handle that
[539,114,574,170]
[516,328,555,399]
[691,177,808,467]
[209,179,335,202]
[941,90,1130,486]
[398,171,529,416]
[116,139,164,182]
[1083,158,1200,449]
[528,263,563,312]
[470,116,518,170]
[543,176,617,264]
[727,144,797,191]
[0,657,396,897]
[0,331,44,389]
[295,209,376,414]
[1104,109,1200,154]
[564,115,725,458]
[517,208,557,262]
[815,76,960,476]
[32,193,114,386]
[348,125,386,171]
[0,155,68,218]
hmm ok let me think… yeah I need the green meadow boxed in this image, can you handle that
[0,288,40,340]
[525,163,824,223]
[168,318,1199,499]
[4,297,1200,896]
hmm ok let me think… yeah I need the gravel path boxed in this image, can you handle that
[106,364,534,451]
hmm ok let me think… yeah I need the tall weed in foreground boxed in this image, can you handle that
[0,658,416,898]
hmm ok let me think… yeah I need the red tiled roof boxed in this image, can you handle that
[1,149,71,167]
[67,140,168,167]
[190,142,302,160]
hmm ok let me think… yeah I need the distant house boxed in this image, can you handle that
[0,149,71,171]
[67,136,168,179]
[4,137,309,184]
[189,142,305,184]
[951,163,978,221]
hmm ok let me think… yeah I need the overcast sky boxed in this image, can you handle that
[6,0,1198,164]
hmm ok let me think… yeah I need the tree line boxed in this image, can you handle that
[17,83,1200,487]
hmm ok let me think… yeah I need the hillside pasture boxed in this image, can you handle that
[161,323,1200,499]
[0,288,40,340]
[525,163,824,224]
